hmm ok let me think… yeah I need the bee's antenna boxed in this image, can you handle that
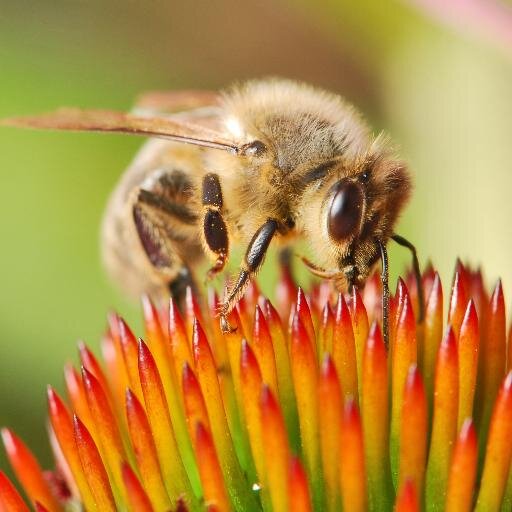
[378,240,390,350]
[391,234,425,324]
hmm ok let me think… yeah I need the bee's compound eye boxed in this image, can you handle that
[242,140,266,156]
[328,181,364,241]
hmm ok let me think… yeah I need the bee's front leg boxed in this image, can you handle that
[220,218,279,332]
[201,173,229,280]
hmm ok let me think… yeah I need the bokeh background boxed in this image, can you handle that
[1,0,512,478]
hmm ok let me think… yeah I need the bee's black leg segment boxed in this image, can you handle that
[220,219,279,332]
[378,240,390,350]
[168,267,196,312]
[202,173,229,280]
[391,234,424,323]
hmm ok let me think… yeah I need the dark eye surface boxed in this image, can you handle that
[328,181,364,240]
[242,140,266,156]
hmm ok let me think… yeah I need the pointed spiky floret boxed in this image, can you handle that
[1,260,512,511]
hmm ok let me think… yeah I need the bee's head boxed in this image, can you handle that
[302,142,412,289]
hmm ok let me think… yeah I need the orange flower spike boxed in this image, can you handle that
[194,423,231,512]
[182,363,211,439]
[262,299,297,442]
[318,355,343,512]
[1,429,62,512]
[425,328,459,511]
[339,400,367,512]
[296,287,316,348]
[276,257,298,321]
[398,366,427,498]
[138,339,195,506]
[193,320,257,511]
[118,317,143,401]
[445,419,478,512]
[348,287,369,387]
[290,313,322,509]
[390,290,417,484]
[288,457,313,512]
[252,305,278,395]
[81,366,127,498]
[78,342,112,404]
[447,269,469,339]
[422,272,443,402]
[332,293,358,400]
[105,313,130,405]
[63,364,94,433]
[260,386,290,512]
[185,286,206,341]
[476,280,506,435]
[207,289,230,372]
[46,387,96,511]
[362,323,393,509]
[121,463,154,512]
[319,303,334,359]
[125,389,171,511]
[72,416,116,512]
[240,341,266,487]
[395,480,420,512]
[475,372,512,511]
[169,297,194,378]
[457,300,479,428]
[0,470,30,512]
[236,296,253,343]
[142,298,199,495]
[508,323,512,372]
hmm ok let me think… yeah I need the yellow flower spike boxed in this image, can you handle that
[142,296,200,496]
[421,272,443,405]
[118,317,144,402]
[339,399,367,512]
[290,312,323,510]
[260,386,290,512]
[397,365,427,500]
[169,297,194,378]
[475,371,512,512]
[125,389,172,511]
[194,423,231,512]
[476,280,506,438]
[47,387,97,511]
[390,290,417,484]
[192,319,258,511]
[262,298,298,448]
[182,363,211,440]
[362,322,393,510]
[348,287,369,386]
[447,269,469,339]
[445,419,477,512]
[236,296,254,343]
[137,339,197,508]
[318,355,343,512]
[332,293,358,400]
[72,415,116,512]
[319,303,335,360]
[252,305,279,396]
[457,300,479,429]
[425,328,459,511]
[121,462,154,512]
[81,365,127,502]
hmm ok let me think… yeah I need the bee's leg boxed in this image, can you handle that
[220,219,279,332]
[378,240,390,350]
[391,234,424,323]
[132,170,201,308]
[201,173,229,280]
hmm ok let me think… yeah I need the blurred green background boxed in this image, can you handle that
[1,0,511,478]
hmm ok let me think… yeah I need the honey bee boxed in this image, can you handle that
[2,79,423,343]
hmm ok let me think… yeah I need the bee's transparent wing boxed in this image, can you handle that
[1,108,239,153]
[133,89,220,115]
